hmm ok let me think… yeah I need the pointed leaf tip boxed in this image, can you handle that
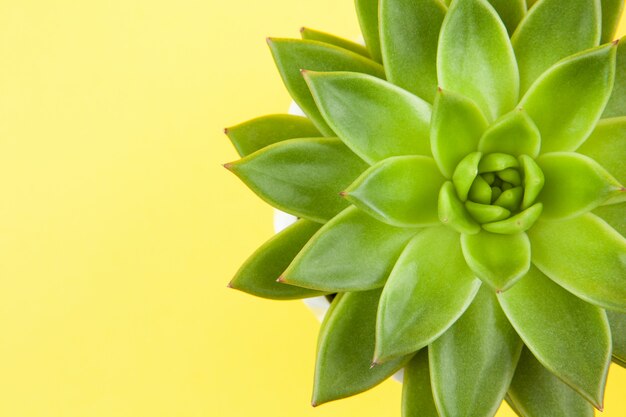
[226,281,234,288]
[223,127,229,135]
[339,191,347,197]
[276,276,286,283]
[369,361,378,369]
[223,162,234,171]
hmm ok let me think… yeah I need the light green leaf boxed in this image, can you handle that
[402,350,439,417]
[344,156,445,227]
[519,155,545,209]
[380,0,446,103]
[431,90,489,178]
[226,138,368,223]
[229,220,326,300]
[601,0,625,43]
[300,27,370,58]
[520,43,617,153]
[482,203,543,234]
[528,213,626,312]
[461,230,530,291]
[607,310,626,366]
[430,286,523,417]
[283,206,417,291]
[512,0,601,94]
[603,38,626,117]
[577,117,626,184]
[375,227,481,362]
[478,110,541,158]
[355,0,382,62]
[305,71,432,164]
[507,348,595,417]
[498,266,611,409]
[593,203,626,236]
[313,290,412,406]
[487,0,527,35]
[526,0,539,8]
[439,181,481,235]
[465,201,511,224]
[453,152,483,201]
[438,0,519,121]
[225,114,321,157]
[267,38,385,136]
[536,152,623,219]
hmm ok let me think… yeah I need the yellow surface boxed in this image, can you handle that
[0,1,623,416]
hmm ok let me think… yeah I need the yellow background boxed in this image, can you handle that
[0,0,623,416]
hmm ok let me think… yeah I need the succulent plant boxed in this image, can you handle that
[224,0,626,415]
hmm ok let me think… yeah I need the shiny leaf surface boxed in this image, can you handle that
[478,109,541,158]
[439,181,481,234]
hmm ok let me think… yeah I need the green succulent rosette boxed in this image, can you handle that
[224,0,626,415]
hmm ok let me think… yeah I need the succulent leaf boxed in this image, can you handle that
[482,203,543,234]
[511,0,601,94]
[519,155,545,210]
[498,266,611,409]
[354,0,382,62]
[375,226,481,363]
[401,349,439,417]
[305,71,432,164]
[520,43,617,153]
[577,116,626,184]
[439,181,481,234]
[593,202,626,236]
[267,38,385,136]
[226,138,368,223]
[607,310,626,366]
[487,0,526,35]
[229,220,326,299]
[430,286,523,417]
[600,0,625,43]
[529,214,626,312]
[313,290,412,406]
[452,152,483,201]
[300,27,371,58]
[478,110,541,158]
[283,206,417,291]
[380,0,446,103]
[437,0,519,121]
[344,156,445,227]
[603,37,626,117]
[507,348,595,417]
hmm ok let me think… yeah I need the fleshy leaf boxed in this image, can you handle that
[225,114,321,157]
[478,109,541,158]
[430,286,523,417]
[465,201,511,224]
[453,152,482,201]
[438,0,519,121]
[439,181,481,234]
[507,348,595,417]
[593,203,626,236]
[607,310,626,366]
[226,138,368,223]
[305,71,432,164]
[498,266,611,409]
[536,152,623,219]
[380,0,446,103]
[355,0,382,62]
[344,156,445,227]
[519,155,545,209]
[577,117,626,184]
[511,0,601,94]
[603,38,626,117]
[431,90,489,178]
[601,0,625,43]
[482,203,543,234]
[375,226,481,362]
[461,230,530,292]
[402,350,439,417]
[312,290,412,406]
[520,43,617,153]
[528,213,626,312]
[283,206,417,291]
[300,27,370,58]
[229,220,326,300]
[487,0,526,35]
[267,38,385,136]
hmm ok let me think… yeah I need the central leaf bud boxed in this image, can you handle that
[438,152,545,235]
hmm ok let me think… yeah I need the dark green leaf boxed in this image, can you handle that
[601,0,625,43]
[300,27,370,58]
[402,349,439,417]
[603,37,626,117]
[577,116,626,184]
[312,290,412,405]
[355,0,382,62]
[478,109,541,158]
[487,0,527,35]
[226,138,368,223]
[305,71,432,164]
[607,310,626,366]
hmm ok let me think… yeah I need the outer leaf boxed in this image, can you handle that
[498,266,611,409]
[529,213,626,312]
[226,138,368,223]
[225,114,321,157]
[355,0,382,62]
[431,90,489,178]
[267,38,385,136]
[536,152,623,219]
[375,226,481,362]
[520,43,617,153]
[511,0,601,94]
[430,286,523,417]
[593,203,626,236]
[402,350,439,417]
[380,0,446,103]
[601,0,625,43]
[487,0,526,35]
[300,27,370,58]
[305,71,432,164]
[607,310,626,365]
[461,231,530,292]
[507,348,595,417]
[438,0,519,121]
[283,206,418,291]
[603,38,626,117]
[229,220,326,299]
[577,117,626,184]
[344,156,445,227]
[478,109,541,158]
[313,290,412,405]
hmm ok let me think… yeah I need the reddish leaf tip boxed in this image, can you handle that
[437,86,443,93]
[223,127,229,135]
[612,38,620,46]
[276,275,286,283]
[311,401,318,408]
[299,26,306,33]
[266,37,273,44]
[370,361,379,369]
[339,191,348,197]
[226,281,234,288]
[300,69,308,75]
[223,162,234,171]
